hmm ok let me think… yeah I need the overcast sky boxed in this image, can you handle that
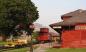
[32,0,86,26]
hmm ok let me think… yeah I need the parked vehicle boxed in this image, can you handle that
[4,37,28,48]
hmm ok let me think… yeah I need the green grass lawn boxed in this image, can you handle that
[0,41,28,52]
[0,41,6,46]
[2,47,28,52]
[46,48,86,52]
[0,41,39,52]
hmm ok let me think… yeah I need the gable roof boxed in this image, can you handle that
[62,9,86,17]
[50,9,86,27]
[50,16,86,27]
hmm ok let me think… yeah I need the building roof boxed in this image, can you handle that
[50,9,86,27]
[50,16,86,26]
[50,32,59,37]
[62,9,86,17]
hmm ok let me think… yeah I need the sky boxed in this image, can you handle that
[32,0,86,26]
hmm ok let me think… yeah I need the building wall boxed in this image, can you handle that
[61,30,86,48]
[0,36,3,41]
[75,24,86,30]
[0,35,6,41]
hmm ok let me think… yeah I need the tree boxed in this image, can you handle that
[0,0,39,36]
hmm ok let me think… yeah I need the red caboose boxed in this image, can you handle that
[37,28,50,42]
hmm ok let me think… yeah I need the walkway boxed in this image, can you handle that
[27,43,52,52]
[33,46,46,52]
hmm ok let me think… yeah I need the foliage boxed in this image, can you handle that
[0,0,39,36]
[32,32,39,39]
